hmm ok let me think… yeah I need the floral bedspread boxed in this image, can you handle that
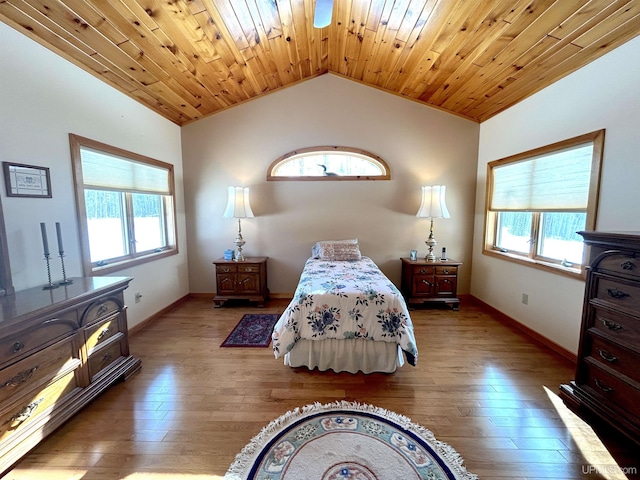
[272,257,417,366]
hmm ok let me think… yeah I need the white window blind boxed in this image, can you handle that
[80,147,171,195]
[490,143,594,211]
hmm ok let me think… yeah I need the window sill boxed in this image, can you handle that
[89,248,177,276]
[482,248,585,280]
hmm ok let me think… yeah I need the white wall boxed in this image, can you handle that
[0,23,189,328]
[472,36,640,354]
[182,74,479,294]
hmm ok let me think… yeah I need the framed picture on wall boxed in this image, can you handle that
[2,162,52,198]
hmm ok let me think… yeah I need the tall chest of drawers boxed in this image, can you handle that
[0,277,141,473]
[560,231,640,443]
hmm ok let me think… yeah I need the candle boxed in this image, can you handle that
[56,222,64,254]
[40,222,50,256]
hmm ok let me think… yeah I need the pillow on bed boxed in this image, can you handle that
[312,239,362,261]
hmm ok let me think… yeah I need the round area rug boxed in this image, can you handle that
[225,401,477,480]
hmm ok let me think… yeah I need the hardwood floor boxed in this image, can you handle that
[3,297,639,479]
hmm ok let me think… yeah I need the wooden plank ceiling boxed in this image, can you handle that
[2,0,640,125]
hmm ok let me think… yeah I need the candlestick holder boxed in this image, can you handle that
[58,252,73,285]
[43,254,59,290]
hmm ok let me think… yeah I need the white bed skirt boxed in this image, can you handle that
[283,339,404,374]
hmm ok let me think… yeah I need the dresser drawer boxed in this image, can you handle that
[0,370,79,443]
[85,315,122,355]
[597,253,640,280]
[593,276,640,313]
[216,264,237,274]
[88,340,124,380]
[587,334,640,383]
[590,308,640,346]
[0,336,78,404]
[81,297,122,327]
[0,313,76,366]
[582,361,640,420]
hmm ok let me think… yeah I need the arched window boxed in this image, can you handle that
[267,146,390,181]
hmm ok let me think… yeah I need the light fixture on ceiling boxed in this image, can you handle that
[314,0,333,28]
[416,185,450,262]
[223,186,254,262]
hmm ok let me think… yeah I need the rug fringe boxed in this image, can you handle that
[225,400,478,480]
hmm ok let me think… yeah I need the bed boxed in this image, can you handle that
[271,240,418,374]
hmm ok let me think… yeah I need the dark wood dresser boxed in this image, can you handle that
[400,258,461,310]
[0,277,141,473]
[560,231,640,444]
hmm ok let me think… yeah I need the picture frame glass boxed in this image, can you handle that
[3,162,51,198]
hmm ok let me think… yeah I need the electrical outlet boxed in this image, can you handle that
[521,293,529,305]
[135,292,142,303]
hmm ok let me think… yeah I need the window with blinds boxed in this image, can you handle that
[483,130,604,276]
[69,134,177,275]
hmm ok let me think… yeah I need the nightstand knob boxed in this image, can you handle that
[443,269,449,274]
[419,269,427,274]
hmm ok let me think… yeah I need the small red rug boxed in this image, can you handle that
[221,314,280,347]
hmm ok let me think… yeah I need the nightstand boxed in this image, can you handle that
[213,257,269,307]
[400,257,461,310]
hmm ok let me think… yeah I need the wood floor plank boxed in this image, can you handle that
[3,297,639,479]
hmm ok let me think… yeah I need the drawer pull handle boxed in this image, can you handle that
[601,318,623,330]
[222,267,230,272]
[421,280,432,286]
[11,341,25,353]
[598,350,618,363]
[97,327,111,341]
[0,366,38,389]
[6,398,44,426]
[620,261,635,271]
[97,304,109,315]
[606,288,630,299]
[594,379,613,393]
[102,353,113,363]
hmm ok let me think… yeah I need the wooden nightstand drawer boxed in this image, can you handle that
[436,266,457,275]
[216,264,238,274]
[412,266,435,276]
[239,264,261,273]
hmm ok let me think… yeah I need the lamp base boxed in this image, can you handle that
[425,218,438,262]
[234,248,245,262]
[233,218,246,261]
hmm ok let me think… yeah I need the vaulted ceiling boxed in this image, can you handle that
[2,0,639,126]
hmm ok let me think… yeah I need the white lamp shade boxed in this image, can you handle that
[416,185,450,219]
[223,186,254,219]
